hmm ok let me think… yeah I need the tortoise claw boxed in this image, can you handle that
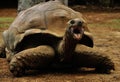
[95,68,113,74]
[9,63,25,77]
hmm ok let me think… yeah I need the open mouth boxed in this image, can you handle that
[71,26,84,40]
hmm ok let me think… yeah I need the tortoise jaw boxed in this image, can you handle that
[70,26,84,40]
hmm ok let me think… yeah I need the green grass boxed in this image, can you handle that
[0,17,15,28]
[88,18,120,28]
[108,19,120,28]
[0,23,10,28]
[0,17,15,22]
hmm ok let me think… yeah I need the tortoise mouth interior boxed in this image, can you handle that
[70,26,83,40]
[70,26,82,34]
[73,28,81,34]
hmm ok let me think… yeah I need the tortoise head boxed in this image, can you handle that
[66,18,94,47]
[66,18,84,40]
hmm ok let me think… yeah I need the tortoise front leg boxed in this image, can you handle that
[73,45,115,74]
[9,45,55,77]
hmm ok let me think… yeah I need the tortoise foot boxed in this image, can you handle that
[95,60,115,74]
[95,68,112,74]
[9,62,25,77]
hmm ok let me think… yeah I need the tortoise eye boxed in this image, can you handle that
[70,20,75,24]
[77,21,83,26]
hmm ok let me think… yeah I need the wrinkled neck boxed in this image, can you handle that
[58,31,78,63]
[63,31,77,54]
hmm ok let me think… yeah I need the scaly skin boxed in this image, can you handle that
[57,27,79,63]
[73,45,115,74]
[9,45,55,76]
[10,45,115,76]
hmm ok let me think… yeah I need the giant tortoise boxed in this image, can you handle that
[1,1,114,76]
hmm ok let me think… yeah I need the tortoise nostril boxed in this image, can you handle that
[70,20,75,24]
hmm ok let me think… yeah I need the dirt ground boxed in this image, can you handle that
[0,7,120,82]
